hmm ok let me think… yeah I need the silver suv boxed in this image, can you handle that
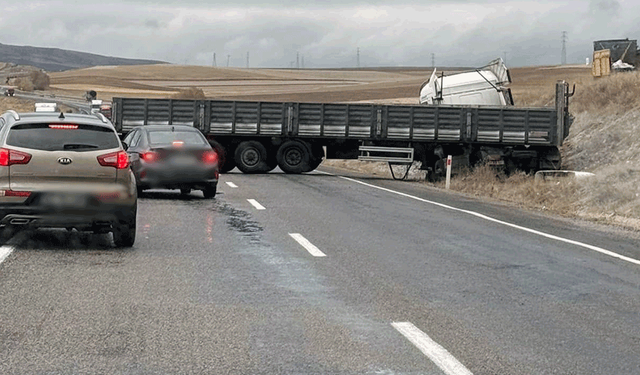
[0,110,137,247]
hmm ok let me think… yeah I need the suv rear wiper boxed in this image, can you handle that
[63,143,99,150]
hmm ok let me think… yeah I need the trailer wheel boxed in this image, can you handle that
[219,157,236,173]
[277,140,310,174]
[235,141,269,174]
[427,158,446,182]
[210,141,236,173]
[304,144,324,172]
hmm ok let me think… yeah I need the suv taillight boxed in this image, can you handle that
[0,148,32,166]
[97,151,129,169]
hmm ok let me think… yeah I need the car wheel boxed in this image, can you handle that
[202,184,217,199]
[113,204,136,248]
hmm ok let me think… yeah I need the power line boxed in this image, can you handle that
[561,31,567,65]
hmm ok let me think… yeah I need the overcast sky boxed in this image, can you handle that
[0,0,635,68]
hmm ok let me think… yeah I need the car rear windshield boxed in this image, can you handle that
[6,123,120,151]
[148,130,207,146]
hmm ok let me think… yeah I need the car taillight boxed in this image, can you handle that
[141,151,158,163]
[0,190,31,197]
[97,151,129,169]
[202,150,218,164]
[0,148,32,166]
[172,141,184,147]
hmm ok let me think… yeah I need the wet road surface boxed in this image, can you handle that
[1,167,640,374]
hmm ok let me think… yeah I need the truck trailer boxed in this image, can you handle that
[110,81,573,180]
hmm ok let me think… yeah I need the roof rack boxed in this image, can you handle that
[94,113,109,123]
[5,110,20,121]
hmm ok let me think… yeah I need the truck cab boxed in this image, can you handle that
[419,58,513,106]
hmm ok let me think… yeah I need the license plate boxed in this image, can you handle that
[39,193,88,209]
[172,155,194,165]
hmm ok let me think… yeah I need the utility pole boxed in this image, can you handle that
[561,31,567,65]
[357,47,360,68]
[246,51,250,68]
[431,53,435,68]
[213,53,216,67]
[227,54,230,67]
[296,52,300,69]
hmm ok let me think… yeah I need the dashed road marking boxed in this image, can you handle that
[0,232,27,266]
[247,199,266,210]
[289,233,326,257]
[226,182,238,188]
[319,171,640,266]
[392,322,473,375]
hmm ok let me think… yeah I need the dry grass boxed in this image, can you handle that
[435,69,640,230]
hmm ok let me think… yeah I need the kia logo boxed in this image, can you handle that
[58,157,73,165]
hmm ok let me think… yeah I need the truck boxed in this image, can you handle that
[109,81,574,180]
[593,39,640,76]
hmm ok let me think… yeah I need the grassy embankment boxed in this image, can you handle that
[437,71,640,229]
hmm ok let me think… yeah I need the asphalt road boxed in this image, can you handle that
[1,166,640,374]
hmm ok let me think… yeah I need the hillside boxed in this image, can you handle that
[0,42,165,71]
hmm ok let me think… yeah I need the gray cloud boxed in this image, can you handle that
[0,0,637,68]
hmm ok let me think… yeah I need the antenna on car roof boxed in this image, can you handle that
[59,112,65,119]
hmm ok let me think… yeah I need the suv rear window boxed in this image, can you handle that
[6,123,120,151]
[148,130,207,146]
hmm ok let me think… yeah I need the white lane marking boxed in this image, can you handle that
[0,232,27,265]
[226,182,238,188]
[247,199,266,210]
[289,233,327,257]
[318,171,640,266]
[0,245,13,264]
[392,322,473,375]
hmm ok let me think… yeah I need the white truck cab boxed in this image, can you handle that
[419,58,513,106]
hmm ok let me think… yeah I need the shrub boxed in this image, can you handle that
[172,87,206,99]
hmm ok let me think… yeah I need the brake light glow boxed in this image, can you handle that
[97,151,129,169]
[141,151,158,163]
[0,148,32,166]
[172,141,184,147]
[202,150,218,164]
[49,124,78,129]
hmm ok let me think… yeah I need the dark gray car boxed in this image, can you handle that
[123,125,219,198]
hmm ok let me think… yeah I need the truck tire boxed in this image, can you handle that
[210,141,236,173]
[277,140,311,174]
[235,141,269,174]
[304,144,324,172]
[427,157,446,182]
